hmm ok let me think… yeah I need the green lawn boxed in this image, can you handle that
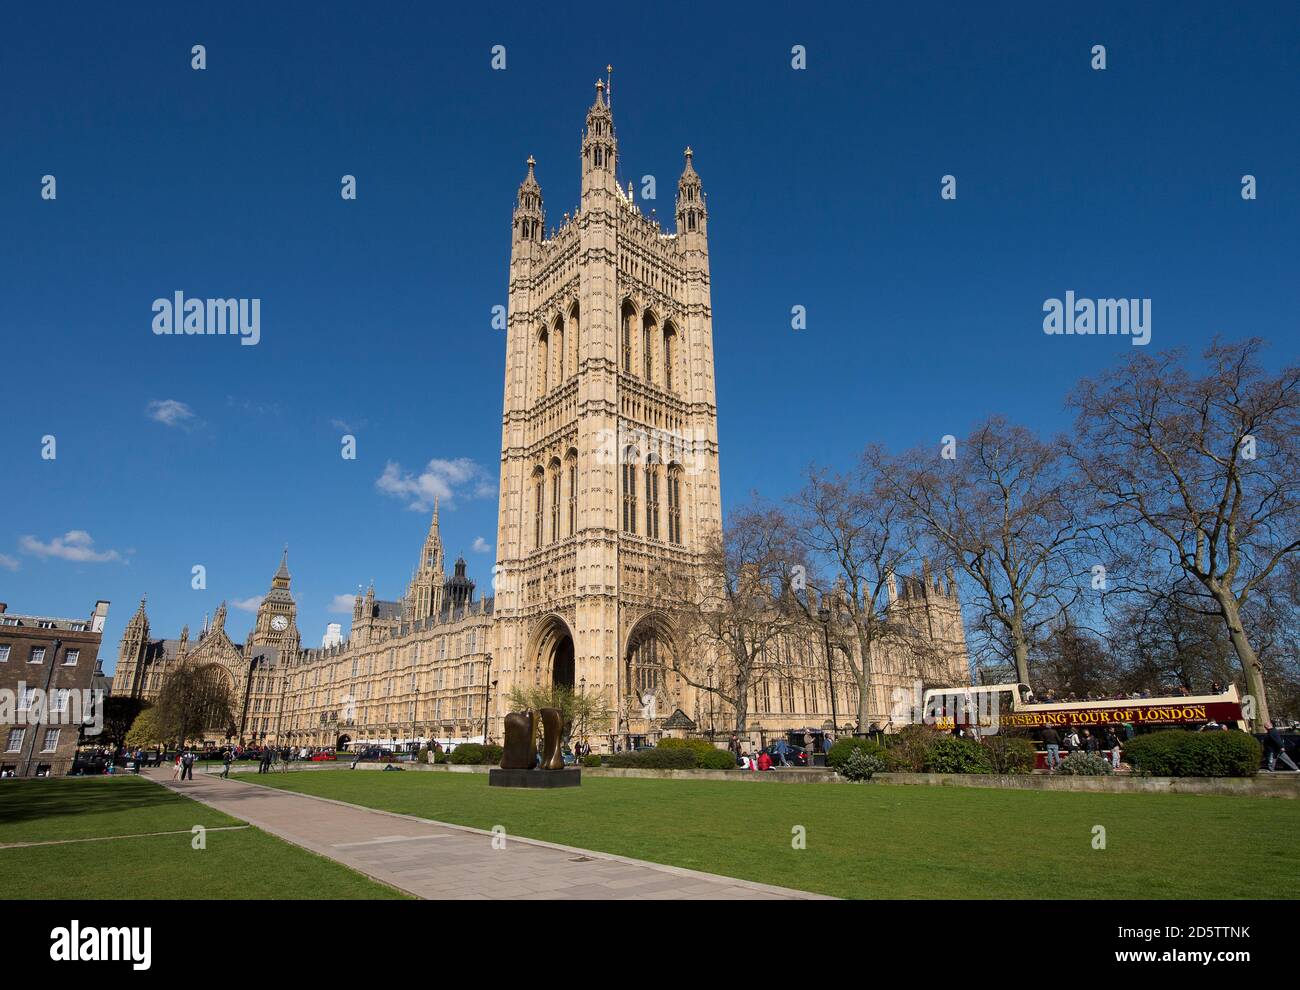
[232,771,1299,899]
[0,776,407,899]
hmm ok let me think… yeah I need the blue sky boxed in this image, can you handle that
[2,2,1296,671]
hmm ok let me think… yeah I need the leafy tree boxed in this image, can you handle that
[124,706,165,748]
[505,683,612,746]
[154,662,235,745]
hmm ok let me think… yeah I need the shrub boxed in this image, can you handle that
[980,735,1037,775]
[697,747,738,770]
[416,746,430,764]
[923,736,993,774]
[483,744,503,765]
[885,724,942,771]
[605,747,695,769]
[838,748,886,782]
[1123,730,1260,777]
[1054,752,1113,775]
[448,743,485,765]
[826,737,888,770]
[657,738,719,762]
[582,753,603,768]
[433,749,447,764]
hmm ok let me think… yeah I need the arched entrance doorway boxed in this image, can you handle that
[531,614,575,691]
[624,613,677,747]
[552,634,575,690]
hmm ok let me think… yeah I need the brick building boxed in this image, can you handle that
[0,600,110,776]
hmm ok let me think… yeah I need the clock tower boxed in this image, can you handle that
[250,547,301,652]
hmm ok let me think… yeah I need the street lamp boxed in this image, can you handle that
[481,653,494,742]
[578,675,587,744]
[818,605,839,758]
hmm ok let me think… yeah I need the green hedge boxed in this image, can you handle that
[606,747,696,769]
[922,736,993,774]
[448,743,485,765]
[1123,730,1260,777]
[697,747,738,770]
[657,738,719,761]
[1055,752,1113,775]
[826,737,889,770]
[582,753,603,768]
[884,725,942,771]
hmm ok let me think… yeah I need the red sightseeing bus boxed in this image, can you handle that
[919,683,1247,767]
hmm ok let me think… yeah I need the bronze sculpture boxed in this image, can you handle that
[499,707,565,770]
[500,710,537,769]
[539,708,564,769]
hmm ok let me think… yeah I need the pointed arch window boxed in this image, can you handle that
[549,458,561,544]
[621,301,635,373]
[666,466,682,545]
[566,450,578,537]
[568,304,580,380]
[532,468,545,549]
[553,319,564,383]
[663,323,677,392]
[645,458,660,540]
[642,314,655,381]
[537,328,549,397]
[621,447,639,534]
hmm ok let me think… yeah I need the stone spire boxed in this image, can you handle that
[513,155,544,246]
[675,146,706,237]
[581,74,618,200]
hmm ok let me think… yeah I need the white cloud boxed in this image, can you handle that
[471,537,491,553]
[146,399,198,429]
[0,554,18,571]
[376,457,496,511]
[19,531,122,563]
[231,596,264,613]
[329,593,357,614]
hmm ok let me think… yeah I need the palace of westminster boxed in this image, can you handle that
[111,80,969,751]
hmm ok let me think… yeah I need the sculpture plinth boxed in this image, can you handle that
[489,767,581,788]
[493,706,582,787]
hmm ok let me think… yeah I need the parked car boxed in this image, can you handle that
[355,746,394,761]
[759,744,809,767]
[310,750,337,762]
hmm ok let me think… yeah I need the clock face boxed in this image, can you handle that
[270,615,289,632]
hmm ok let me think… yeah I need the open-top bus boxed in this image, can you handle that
[917,683,1247,767]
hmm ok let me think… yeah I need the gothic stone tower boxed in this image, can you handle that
[247,548,301,654]
[493,77,722,743]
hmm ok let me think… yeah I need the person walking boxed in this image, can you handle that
[172,752,183,780]
[220,747,233,779]
[1264,723,1300,772]
[1041,725,1061,771]
[180,750,194,781]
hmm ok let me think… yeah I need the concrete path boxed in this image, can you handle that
[146,769,826,900]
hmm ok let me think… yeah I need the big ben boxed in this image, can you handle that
[249,547,301,653]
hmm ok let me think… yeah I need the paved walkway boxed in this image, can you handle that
[146,769,826,900]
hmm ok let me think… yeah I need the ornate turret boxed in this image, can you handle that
[112,595,152,698]
[513,156,544,247]
[675,146,707,238]
[443,556,475,611]
[406,499,447,623]
[580,76,618,200]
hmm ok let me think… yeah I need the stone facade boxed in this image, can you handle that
[109,79,969,753]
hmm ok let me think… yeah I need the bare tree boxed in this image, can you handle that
[659,503,807,738]
[154,662,235,746]
[787,455,944,731]
[872,416,1093,687]
[1068,338,1300,727]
